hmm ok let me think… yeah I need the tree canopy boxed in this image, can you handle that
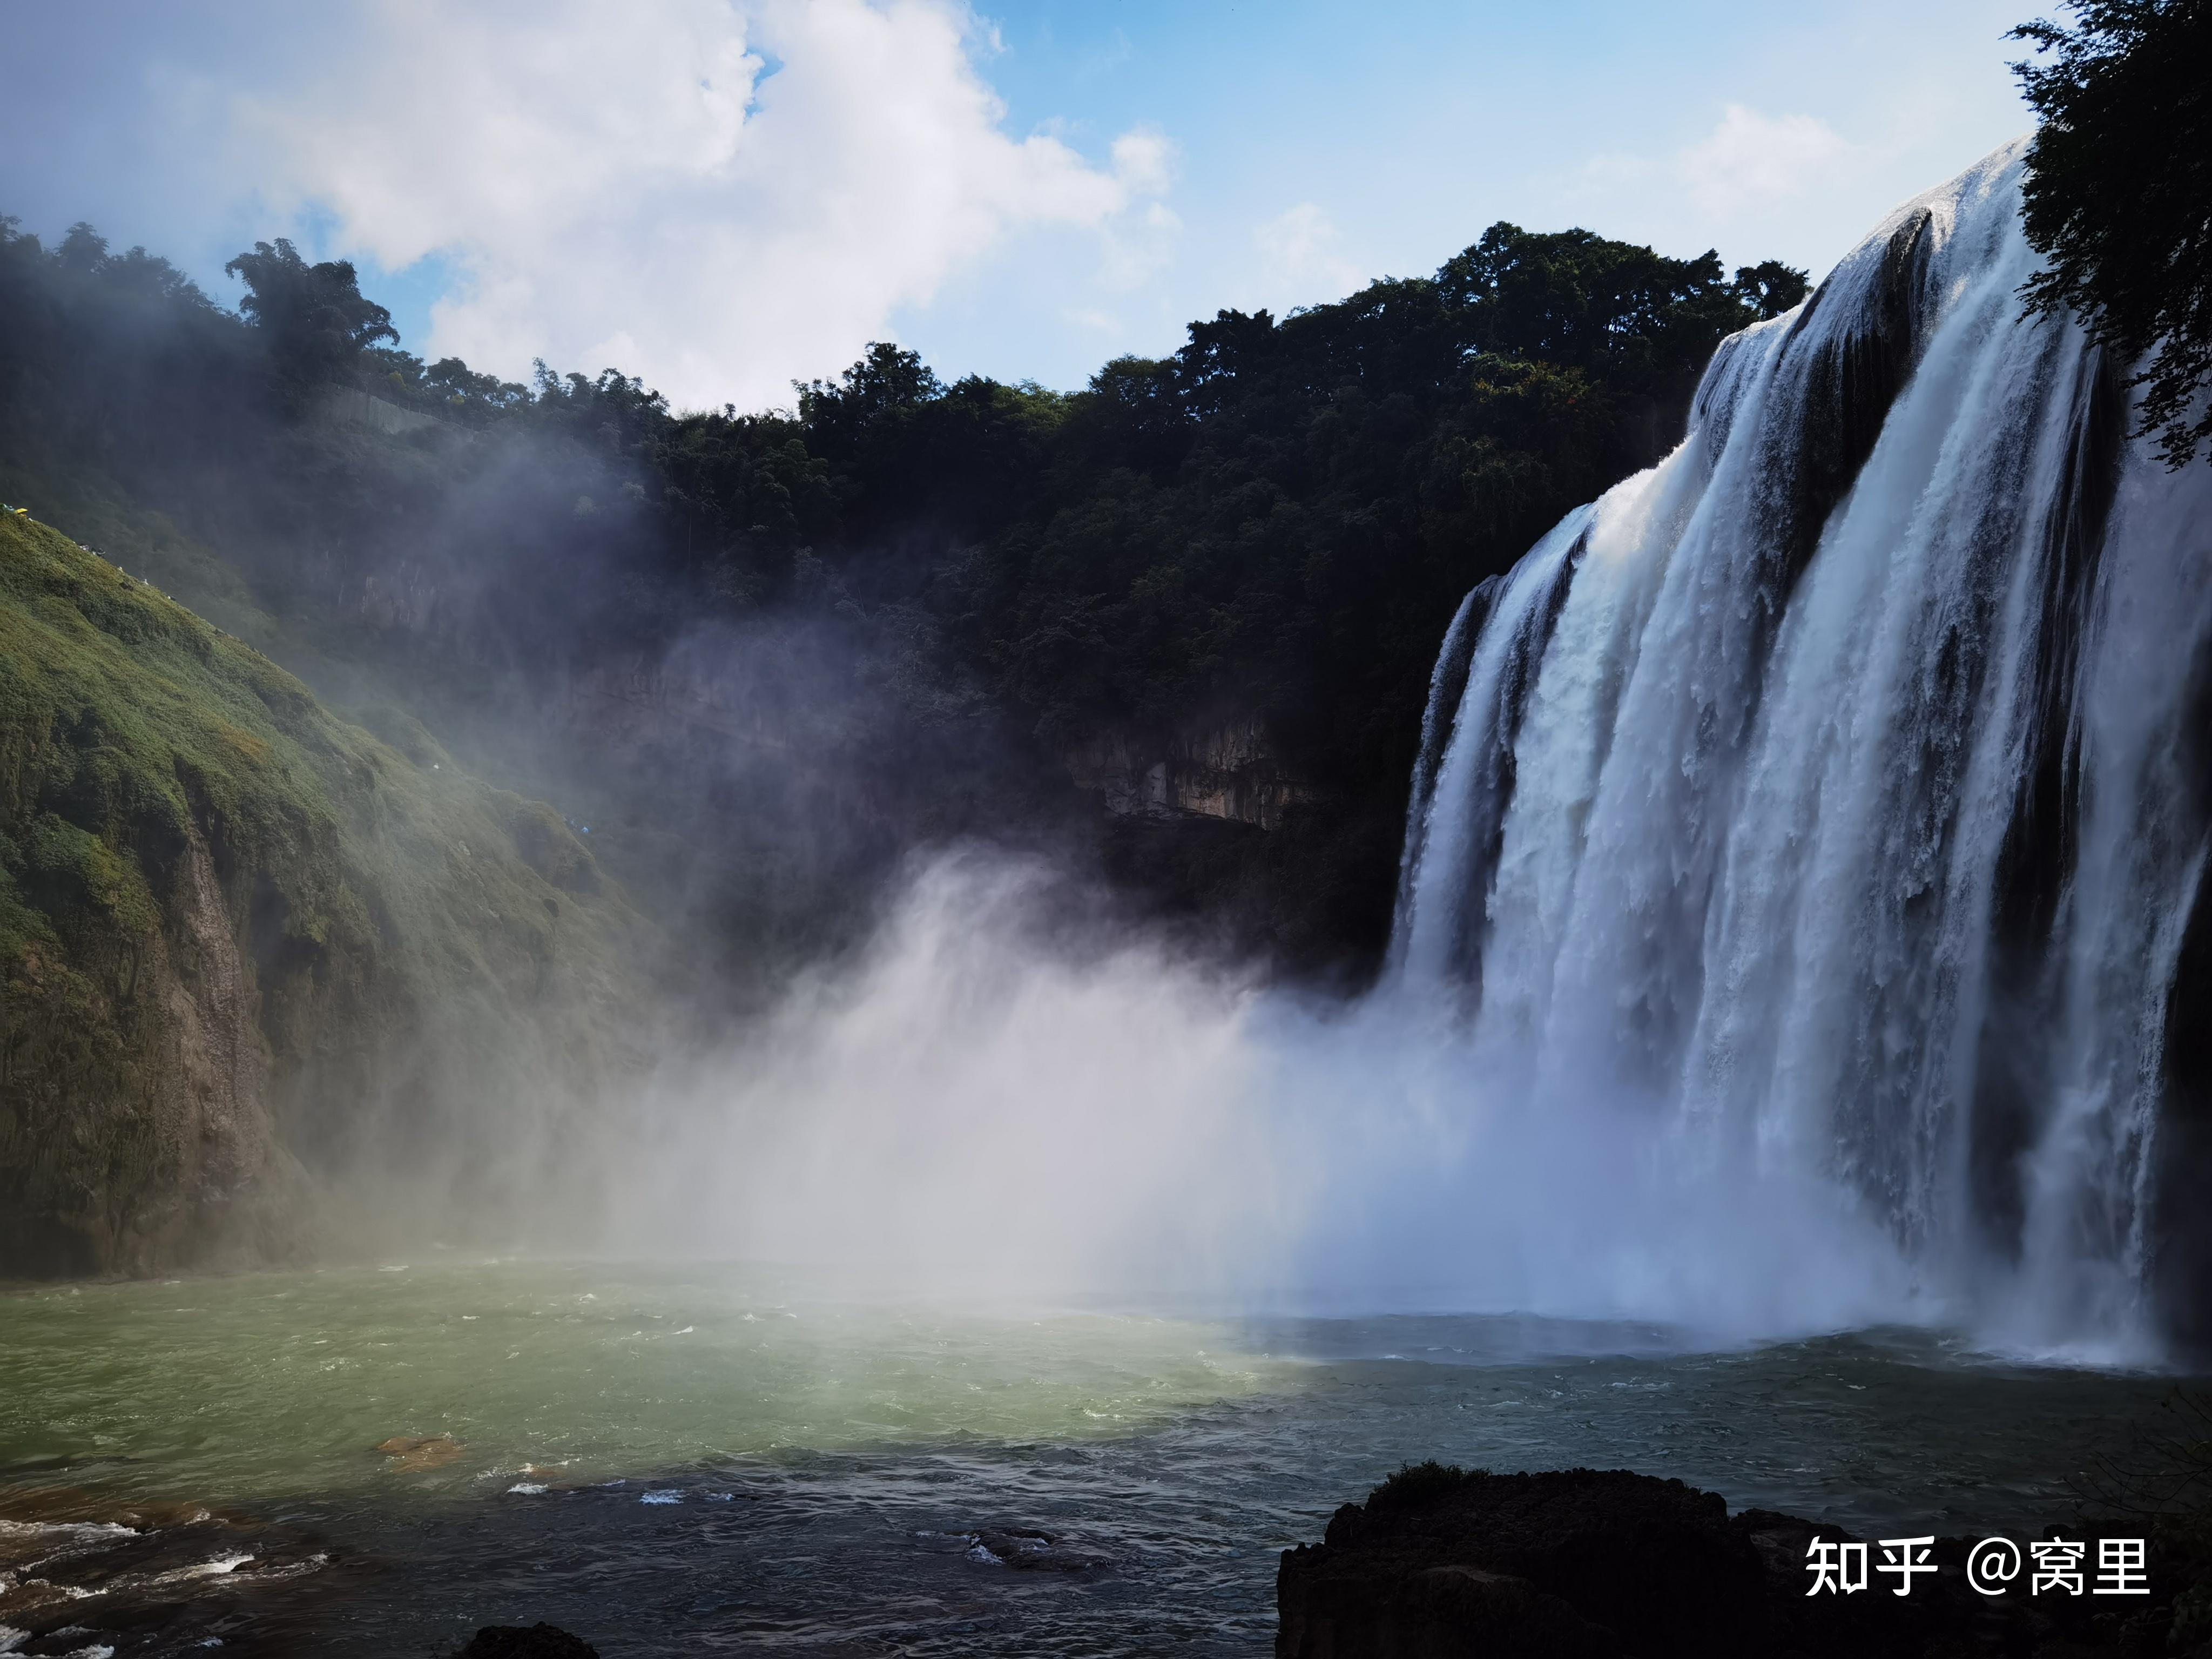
[2013,0,2212,466]
[224,238,399,390]
[0,207,1806,975]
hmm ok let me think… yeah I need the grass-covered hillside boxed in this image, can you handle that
[0,509,650,1277]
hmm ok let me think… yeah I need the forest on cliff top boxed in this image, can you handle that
[14,0,2195,988]
[0,214,1808,984]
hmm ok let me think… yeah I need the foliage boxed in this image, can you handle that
[1367,1460,1477,1513]
[2074,1387,2212,1519]
[2069,1388,2212,1648]
[224,237,400,391]
[0,509,648,1269]
[0,207,1806,977]
[2013,0,2212,466]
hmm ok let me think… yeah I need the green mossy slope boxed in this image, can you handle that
[0,510,650,1276]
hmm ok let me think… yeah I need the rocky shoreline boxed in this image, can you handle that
[1276,1465,2204,1657]
[16,1455,2202,1654]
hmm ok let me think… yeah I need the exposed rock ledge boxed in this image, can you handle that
[1065,717,1314,831]
[1278,1465,2196,1658]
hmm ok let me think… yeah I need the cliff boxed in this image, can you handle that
[0,511,649,1277]
[1065,718,1316,831]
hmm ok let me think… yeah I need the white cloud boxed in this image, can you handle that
[237,0,1176,409]
[1251,202,1367,307]
[1098,199,1184,293]
[1090,127,1183,291]
[1580,104,1854,231]
[1110,127,1177,198]
[1677,104,1851,217]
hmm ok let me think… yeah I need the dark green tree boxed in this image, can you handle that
[55,221,108,275]
[222,237,398,389]
[1435,226,1764,380]
[2012,0,2212,466]
[1731,260,1812,320]
[795,342,943,458]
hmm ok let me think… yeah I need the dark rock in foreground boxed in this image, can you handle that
[1277,1464,2191,1657]
[453,1624,600,1658]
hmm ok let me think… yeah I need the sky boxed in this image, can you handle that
[0,1,2040,412]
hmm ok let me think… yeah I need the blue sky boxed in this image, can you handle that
[1,1,2036,409]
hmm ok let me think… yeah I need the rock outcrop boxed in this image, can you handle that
[0,1485,336,1652]
[1278,1464,2197,1658]
[1067,717,1314,831]
[316,384,444,440]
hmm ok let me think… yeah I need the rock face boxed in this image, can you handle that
[1067,717,1314,830]
[0,512,649,1277]
[317,385,443,440]
[1277,1465,2193,1658]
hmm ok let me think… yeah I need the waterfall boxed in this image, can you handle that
[1392,509,1588,988]
[1390,141,2212,1353]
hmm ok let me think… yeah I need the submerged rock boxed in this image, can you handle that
[1276,1464,2191,1657]
[0,1485,333,1653]
[452,1624,599,1658]
[967,1528,1110,1571]
[375,1433,464,1472]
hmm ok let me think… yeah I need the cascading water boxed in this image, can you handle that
[1393,141,2212,1355]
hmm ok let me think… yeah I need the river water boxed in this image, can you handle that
[0,1258,2185,1656]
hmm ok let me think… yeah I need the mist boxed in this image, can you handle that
[2,144,2199,1372]
[15,14,2212,1656]
[588,848,1918,1344]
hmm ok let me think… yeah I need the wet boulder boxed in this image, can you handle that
[1275,1464,2183,1658]
[1278,1465,1767,1657]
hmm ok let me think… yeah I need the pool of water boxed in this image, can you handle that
[0,1259,2185,1656]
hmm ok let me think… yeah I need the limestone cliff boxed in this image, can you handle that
[1065,717,1315,831]
[0,512,649,1277]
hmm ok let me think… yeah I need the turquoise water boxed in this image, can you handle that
[0,1260,2186,1655]
[1,1261,1279,1505]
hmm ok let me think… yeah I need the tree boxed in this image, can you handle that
[1435,227,1766,375]
[795,342,943,460]
[56,221,109,275]
[2012,0,2212,466]
[1731,260,1812,321]
[223,238,398,389]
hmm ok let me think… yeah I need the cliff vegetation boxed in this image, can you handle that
[0,509,648,1276]
[0,215,1805,978]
